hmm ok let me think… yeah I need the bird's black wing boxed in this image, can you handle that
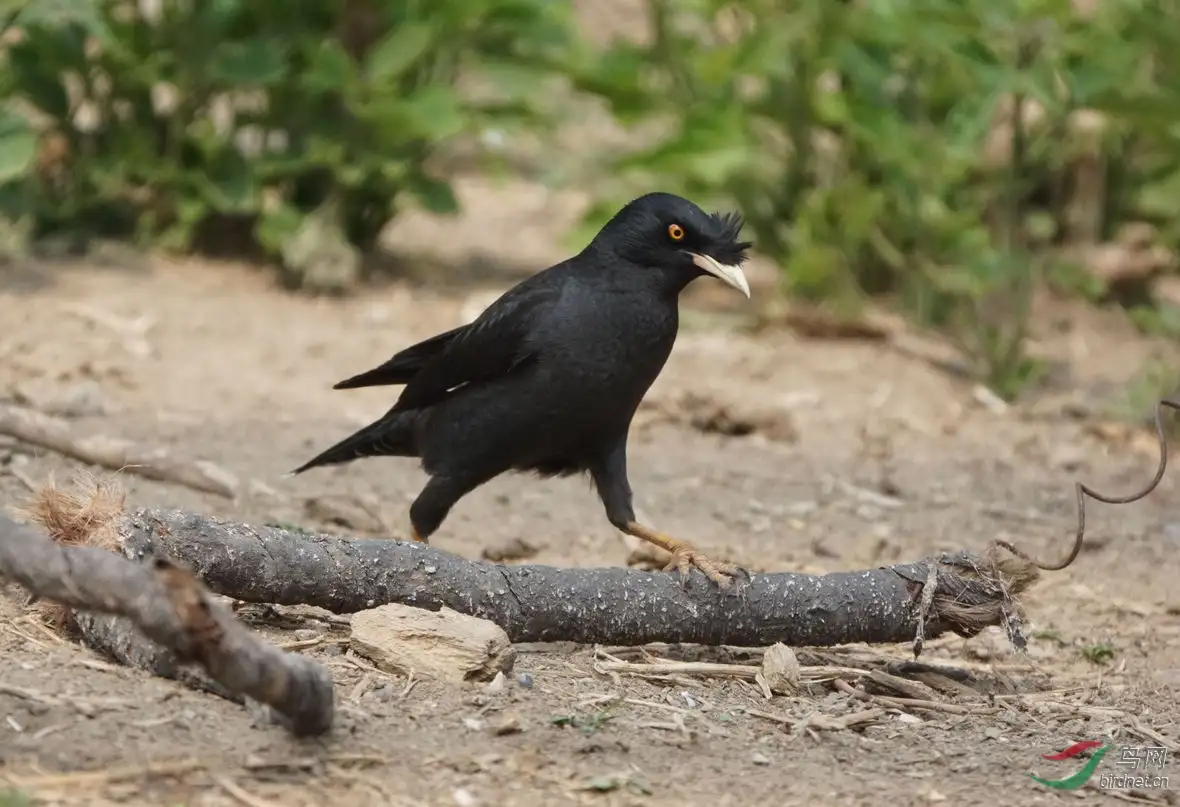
[389,281,561,412]
[391,288,557,411]
[333,326,468,390]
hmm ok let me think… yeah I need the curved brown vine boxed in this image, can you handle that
[997,398,1179,571]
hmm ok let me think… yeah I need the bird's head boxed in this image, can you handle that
[592,192,754,298]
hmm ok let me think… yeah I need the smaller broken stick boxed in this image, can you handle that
[0,404,238,497]
[0,512,333,736]
[17,475,244,702]
[996,397,1179,570]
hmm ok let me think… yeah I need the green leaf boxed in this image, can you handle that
[1134,168,1180,219]
[367,87,467,142]
[378,160,409,183]
[7,44,71,119]
[155,195,208,251]
[197,148,258,213]
[401,87,466,139]
[256,204,304,254]
[305,41,356,96]
[406,174,459,214]
[13,1,110,40]
[0,105,37,184]
[207,39,288,86]
[366,23,435,84]
[302,136,349,170]
[337,160,378,188]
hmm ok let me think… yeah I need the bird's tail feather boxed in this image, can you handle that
[290,411,417,474]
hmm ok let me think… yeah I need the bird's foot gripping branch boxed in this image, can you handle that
[0,399,1173,737]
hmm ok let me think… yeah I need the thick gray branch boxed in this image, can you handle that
[0,513,333,736]
[121,508,1036,648]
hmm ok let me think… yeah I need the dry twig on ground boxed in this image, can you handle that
[0,482,334,737]
[0,404,238,497]
[995,396,1179,571]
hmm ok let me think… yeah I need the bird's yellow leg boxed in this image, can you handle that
[621,521,739,588]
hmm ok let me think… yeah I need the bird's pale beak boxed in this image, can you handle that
[689,252,750,298]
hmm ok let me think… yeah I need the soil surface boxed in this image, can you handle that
[2,179,1180,806]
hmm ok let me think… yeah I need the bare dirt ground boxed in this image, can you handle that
[2,179,1180,806]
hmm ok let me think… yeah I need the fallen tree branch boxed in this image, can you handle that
[112,507,1037,649]
[0,509,334,736]
[0,404,238,497]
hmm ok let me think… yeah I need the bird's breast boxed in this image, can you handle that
[535,293,678,407]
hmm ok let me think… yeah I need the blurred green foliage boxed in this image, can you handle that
[0,0,570,288]
[569,0,1180,398]
[2,0,1180,396]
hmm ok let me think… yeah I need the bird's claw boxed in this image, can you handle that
[662,547,743,590]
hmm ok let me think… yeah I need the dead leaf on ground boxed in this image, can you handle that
[760,643,801,695]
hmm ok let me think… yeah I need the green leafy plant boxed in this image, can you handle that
[0,0,573,288]
[1080,642,1116,664]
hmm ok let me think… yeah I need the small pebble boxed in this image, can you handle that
[493,714,522,735]
[751,751,770,765]
[517,672,534,689]
[486,671,506,694]
[463,717,484,731]
[453,787,478,807]
[293,629,320,641]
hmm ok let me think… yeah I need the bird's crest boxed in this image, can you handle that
[709,210,753,259]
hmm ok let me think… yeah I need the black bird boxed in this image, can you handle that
[292,192,753,587]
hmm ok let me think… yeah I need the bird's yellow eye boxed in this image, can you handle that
[667,223,685,241]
